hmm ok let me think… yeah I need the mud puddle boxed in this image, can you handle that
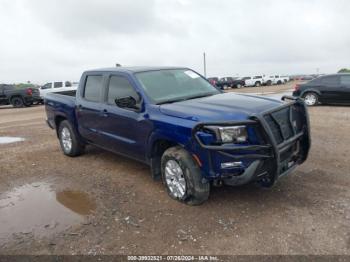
[0,137,25,144]
[0,182,95,244]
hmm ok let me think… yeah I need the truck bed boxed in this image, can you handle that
[45,91,76,105]
[45,91,77,130]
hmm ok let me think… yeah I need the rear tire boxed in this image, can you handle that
[58,120,85,157]
[303,92,318,106]
[161,146,210,205]
[266,80,272,86]
[11,97,24,108]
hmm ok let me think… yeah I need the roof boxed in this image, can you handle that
[85,66,187,74]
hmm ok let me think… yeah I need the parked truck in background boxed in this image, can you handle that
[243,76,264,87]
[0,84,41,107]
[216,77,245,89]
[45,67,311,205]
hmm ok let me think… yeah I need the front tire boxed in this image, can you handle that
[303,92,318,106]
[161,146,210,205]
[58,120,85,157]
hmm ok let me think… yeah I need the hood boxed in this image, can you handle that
[159,92,283,122]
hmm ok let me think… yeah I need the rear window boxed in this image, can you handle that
[54,82,63,88]
[84,75,103,102]
[321,76,339,85]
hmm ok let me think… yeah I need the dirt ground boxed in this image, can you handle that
[0,83,349,255]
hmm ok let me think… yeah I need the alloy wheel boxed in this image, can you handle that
[164,160,186,199]
[61,127,72,152]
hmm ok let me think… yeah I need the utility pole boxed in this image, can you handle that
[203,52,207,77]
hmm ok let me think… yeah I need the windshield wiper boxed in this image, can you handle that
[157,93,215,105]
[186,93,216,100]
[157,98,187,105]
[157,93,216,105]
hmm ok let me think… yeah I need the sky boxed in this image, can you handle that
[0,0,349,83]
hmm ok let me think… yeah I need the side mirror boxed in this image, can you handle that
[115,96,138,109]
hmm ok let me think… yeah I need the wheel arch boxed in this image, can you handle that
[300,88,321,98]
[54,115,67,137]
[147,131,191,180]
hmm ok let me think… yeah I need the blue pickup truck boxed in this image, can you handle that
[45,67,311,205]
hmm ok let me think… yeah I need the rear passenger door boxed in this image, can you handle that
[77,75,105,143]
[98,74,150,161]
[340,75,350,103]
[54,82,63,91]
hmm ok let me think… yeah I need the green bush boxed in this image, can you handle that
[14,83,36,89]
[338,68,350,73]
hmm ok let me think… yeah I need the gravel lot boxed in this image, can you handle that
[0,82,349,255]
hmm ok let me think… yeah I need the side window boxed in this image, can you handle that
[107,76,139,105]
[309,78,321,85]
[41,83,52,90]
[340,76,350,86]
[65,81,72,87]
[321,76,339,85]
[84,75,103,102]
[54,82,63,88]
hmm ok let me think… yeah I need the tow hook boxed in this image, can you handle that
[257,176,275,188]
[213,179,223,187]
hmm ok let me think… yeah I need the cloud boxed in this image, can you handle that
[0,0,349,83]
[25,0,157,37]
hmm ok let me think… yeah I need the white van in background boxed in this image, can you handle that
[39,81,78,99]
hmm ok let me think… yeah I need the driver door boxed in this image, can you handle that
[98,74,151,161]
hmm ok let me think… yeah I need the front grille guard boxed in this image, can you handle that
[191,96,311,181]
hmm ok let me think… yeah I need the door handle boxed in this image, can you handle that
[101,109,109,117]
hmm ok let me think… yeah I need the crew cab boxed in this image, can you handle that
[45,67,311,205]
[0,84,41,107]
[293,74,350,106]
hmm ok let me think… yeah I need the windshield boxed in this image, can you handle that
[135,69,220,104]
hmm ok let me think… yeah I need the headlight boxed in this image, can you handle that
[218,126,248,143]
